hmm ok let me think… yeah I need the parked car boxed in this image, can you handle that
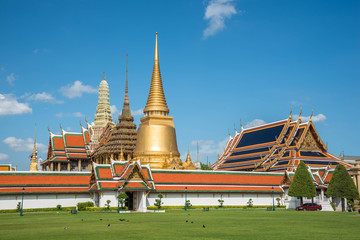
[296,203,322,211]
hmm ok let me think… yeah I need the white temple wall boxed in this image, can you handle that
[0,193,92,210]
[147,192,283,207]
[98,192,118,208]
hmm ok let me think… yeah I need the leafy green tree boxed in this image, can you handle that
[154,193,164,209]
[105,200,111,209]
[288,161,316,206]
[218,199,224,207]
[201,163,213,170]
[247,198,253,207]
[117,192,128,209]
[276,198,281,207]
[326,164,359,212]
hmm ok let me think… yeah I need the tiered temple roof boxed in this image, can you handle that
[90,160,284,193]
[42,123,92,171]
[213,113,352,172]
[91,54,137,163]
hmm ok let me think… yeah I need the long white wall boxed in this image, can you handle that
[0,193,92,210]
[147,192,283,207]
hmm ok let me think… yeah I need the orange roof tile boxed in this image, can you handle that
[53,137,65,150]
[65,134,85,147]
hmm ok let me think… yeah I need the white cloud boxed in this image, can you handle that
[55,112,63,118]
[55,112,84,118]
[203,0,237,39]
[244,119,266,129]
[59,80,97,98]
[188,138,228,163]
[3,137,47,154]
[24,92,63,104]
[0,67,5,72]
[0,94,32,116]
[131,108,143,116]
[72,112,84,117]
[33,49,39,54]
[293,113,327,123]
[6,73,16,86]
[0,153,9,161]
[110,105,119,117]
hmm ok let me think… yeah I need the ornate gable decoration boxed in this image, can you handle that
[298,122,327,152]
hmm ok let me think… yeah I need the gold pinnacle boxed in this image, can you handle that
[143,32,169,115]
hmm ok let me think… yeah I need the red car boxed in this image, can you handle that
[296,203,322,211]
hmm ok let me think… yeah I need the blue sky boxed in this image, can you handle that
[0,0,359,170]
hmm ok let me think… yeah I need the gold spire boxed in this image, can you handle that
[103,72,105,80]
[143,32,169,115]
[29,123,38,171]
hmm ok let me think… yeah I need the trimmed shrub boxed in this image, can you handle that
[146,205,286,210]
[85,207,128,211]
[16,202,21,212]
[0,206,76,213]
[77,202,94,211]
[56,205,62,210]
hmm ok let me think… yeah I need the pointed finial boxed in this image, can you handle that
[143,32,169,115]
[79,120,83,127]
[289,106,293,119]
[234,123,237,132]
[228,129,230,136]
[310,109,313,121]
[240,119,243,130]
[60,123,63,130]
[85,116,88,124]
[34,123,37,145]
[47,126,51,133]
[298,107,302,120]
[103,72,105,80]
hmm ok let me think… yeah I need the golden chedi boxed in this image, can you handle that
[134,33,194,169]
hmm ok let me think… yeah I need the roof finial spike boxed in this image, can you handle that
[60,123,63,131]
[310,109,313,121]
[30,123,38,171]
[126,52,128,95]
[234,123,237,133]
[85,116,88,124]
[79,120,83,128]
[298,107,302,121]
[228,129,231,137]
[240,119,243,130]
[103,72,105,80]
[289,106,293,120]
[143,32,169,115]
[47,125,51,133]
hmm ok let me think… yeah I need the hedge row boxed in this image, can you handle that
[147,205,286,210]
[85,207,128,211]
[0,206,76,213]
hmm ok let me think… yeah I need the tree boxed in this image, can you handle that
[326,164,359,212]
[201,163,213,170]
[288,161,316,206]
[105,200,111,209]
[117,192,128,209]
[154,193,164,210]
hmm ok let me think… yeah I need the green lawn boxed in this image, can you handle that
[0,209,359,240]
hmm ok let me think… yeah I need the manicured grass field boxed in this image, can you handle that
[0,209,359,239]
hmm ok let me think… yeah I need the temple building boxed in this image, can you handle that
[41,123,92,171]
[133,33,195,170]
[89,73,114,152]
[212,111,352,172]
[91,54,137,163]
